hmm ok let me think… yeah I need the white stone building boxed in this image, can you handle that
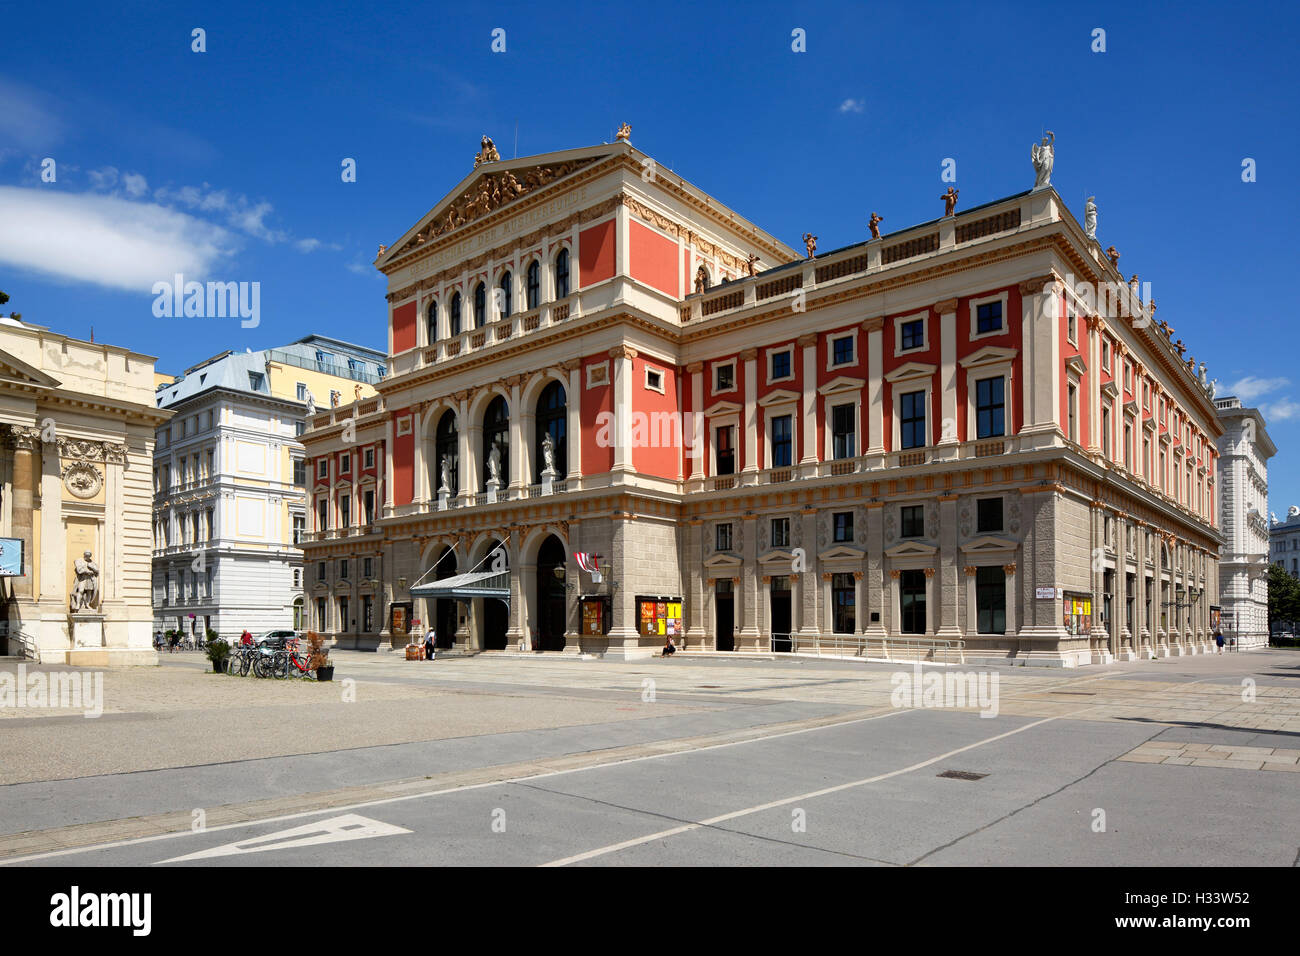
[1214,395,1274,648]
[152,337,385,640]
[1271,506,1300,579]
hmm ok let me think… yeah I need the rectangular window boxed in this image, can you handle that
[248,372,264,391]
[900,391,926,449]
[1102,341,1111,372]
[363,489,375,525]
[833,511,853,543]
[339,597,349,633]
[716,523,733,552]
[770,350,791,380]
[771,517,790,549]
[292,515,305,545]
[340,454,351,474]
[339,495,351,528]
[900,505,924,538]
[831,403,856,459]
[317,459,328,478]
[295,420,306,437]
[292,568,301,588]
[975,377,1005,439]
[977,301,1003,335]
[1102,406,1112,459]
[297,383,307,401]
[363,557,373,578]
[976,567,1006,634]
[901,319,924,351]
[317,561,326,582]
[1067,308,1077,344]
[1124,424,1133,471]
[339,559,349,580]
[976,498,1003,533]
[364,448,375,469]
[832,573,856,634]
[293,458,306,486]
[831,336,854,365]
[363,595,373,632]
[715,363,734,391]
[771,415,793,467]
[316,498,328,531]
[715,425,735,475]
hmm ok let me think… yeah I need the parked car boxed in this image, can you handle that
[254,629,300,648]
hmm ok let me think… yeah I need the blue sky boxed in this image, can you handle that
[1,0,1297,510]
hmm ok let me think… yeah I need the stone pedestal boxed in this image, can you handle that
[437,490,449,511]
[485,478,499,504]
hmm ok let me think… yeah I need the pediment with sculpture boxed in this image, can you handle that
[391,156,602,257]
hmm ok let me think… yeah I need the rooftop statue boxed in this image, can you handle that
[941,187,959,217]
[1031,131,1055,189]
[869,212,883,240]
[615,123,631,142]
[802,233,817,258]
[473,136,501,168]
[1084,196,1097,240]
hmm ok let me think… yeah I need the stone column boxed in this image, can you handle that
[934,298,960,456]
[863,318,885,463]
[798,507,819,641]
[1115,513,1130,651]
[8,427,38,601]
[864,501,886,639]
[740,514,759,648]
[687,363,704,485]
[685,520,704,645]
[1018,274,1063,449]
[1003,563,1018,637]
[964,565,978,635]
[741,348,758,479]
[508,378,523,496]
[1135,523,1149,653]
[609,346,637,475]
[936,493,961,638]
[565,360,582,487]
[798,334,818,473]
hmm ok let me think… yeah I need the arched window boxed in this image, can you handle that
[435,411,458,495]
[535,380,567,481]
[483,396,509,488]
[426,300,438,344]
[526,260,541,310]
[473,282,487,328]
[554,248,570,299]
[450,292,462,336]
[498,271,512,319]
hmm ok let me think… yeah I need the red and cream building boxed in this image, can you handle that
[301,137,1222,665]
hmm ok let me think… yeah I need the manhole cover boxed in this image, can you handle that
[937,770,988,781]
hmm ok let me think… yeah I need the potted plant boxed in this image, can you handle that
[206,637,230,674]
[307,630,333,681]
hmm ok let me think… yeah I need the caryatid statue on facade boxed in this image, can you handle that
[1084,196,1097,240]
[70,550,100,613]
[1031,131,1055,189]
[487,440,502,484]
[438,457,451,494]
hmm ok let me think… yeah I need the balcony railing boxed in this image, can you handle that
[400,294,581,375]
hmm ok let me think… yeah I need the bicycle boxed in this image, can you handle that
[276,640,316,680]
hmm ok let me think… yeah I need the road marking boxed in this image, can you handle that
[0,707,909,865]
[156,814,410,864]
[540,710,1083,867]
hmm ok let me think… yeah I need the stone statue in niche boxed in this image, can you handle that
[541,433,557,477]
[70,550,100,613]
[439,457,451,494]
[487,441,502,483]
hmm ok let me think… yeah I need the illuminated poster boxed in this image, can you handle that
[582,600,604,635]
[637,597,685,639]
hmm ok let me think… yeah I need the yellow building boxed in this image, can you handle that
[0,316,171,664]
[152,336,385,640]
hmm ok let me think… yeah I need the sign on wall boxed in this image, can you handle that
[0,538,24,576]
[636,595,684,638]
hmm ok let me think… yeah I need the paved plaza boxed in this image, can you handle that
[0,649,1297,866]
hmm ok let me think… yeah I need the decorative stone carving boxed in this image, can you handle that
[1105,246,1120,267]
[869,212,883,240]
[746,254,758,277]
[6,425,41,450]
[941,187,959,217]
[1031,131,1054,189]
[62,460,103,499]
[615,122,631,142]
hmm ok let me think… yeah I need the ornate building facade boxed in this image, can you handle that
[1214,395,1274,648]
[0,317,169,664]
[152,336,385,640]
[301,138,1223,666]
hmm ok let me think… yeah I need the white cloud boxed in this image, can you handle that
[154,183,287,242]
[838,98,865,113]
[122,173,148,198]
[0,185,237,291]
[1223,375,1290,404]
[1262,397,1300,423]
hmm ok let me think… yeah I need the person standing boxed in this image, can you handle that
[424,628,436,662]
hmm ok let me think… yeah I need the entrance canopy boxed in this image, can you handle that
[410,569,510,604]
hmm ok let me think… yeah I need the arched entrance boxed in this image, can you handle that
[483,395,509,490]
[535,535,567,651]
[433,546,457,649]
[482,539,508,650]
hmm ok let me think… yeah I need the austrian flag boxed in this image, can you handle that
[575,552,602,583]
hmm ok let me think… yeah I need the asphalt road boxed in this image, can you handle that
[2,650,1298,867]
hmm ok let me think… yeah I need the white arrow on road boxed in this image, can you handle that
[157,814,411,864]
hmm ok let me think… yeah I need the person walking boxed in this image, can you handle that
[1214,628,1225,654]
[424,628,436,662]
